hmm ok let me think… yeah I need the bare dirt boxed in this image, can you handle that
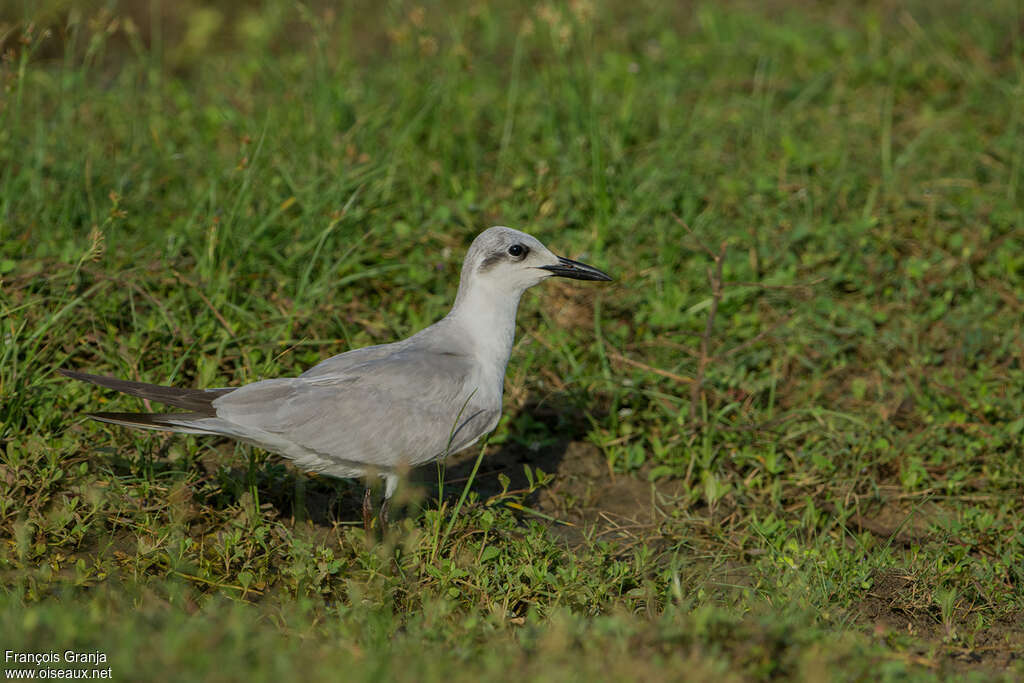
[858,569,1024,674]
[197,424,1023,677]
[442,439,1024,677]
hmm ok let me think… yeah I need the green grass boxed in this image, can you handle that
[2,0,1023,679]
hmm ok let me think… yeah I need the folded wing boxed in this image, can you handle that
[212,349,497,470]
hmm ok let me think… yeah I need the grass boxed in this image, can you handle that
[1,0,1023,679]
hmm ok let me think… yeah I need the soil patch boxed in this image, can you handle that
[855,568,1024,674]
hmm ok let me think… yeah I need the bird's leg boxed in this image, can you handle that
[327,480,344,523]
[362,486,374,534]
[378,497,391,533]
[378,473,398,534]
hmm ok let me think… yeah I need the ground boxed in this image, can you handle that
[1,0,1023,680]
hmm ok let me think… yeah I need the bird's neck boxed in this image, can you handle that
[446,279,524,373]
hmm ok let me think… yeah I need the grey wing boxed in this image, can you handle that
[212,350,497,471]
[298,342,401,380]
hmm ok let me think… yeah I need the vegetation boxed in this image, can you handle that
[1,1,1022,679]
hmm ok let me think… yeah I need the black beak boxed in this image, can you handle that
[538,256,613,282]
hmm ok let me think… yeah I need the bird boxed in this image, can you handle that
[59,226,613,532]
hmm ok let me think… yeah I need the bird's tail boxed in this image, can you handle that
[87,411,221,435]
[59,369,234,413]
[59,369,236,435]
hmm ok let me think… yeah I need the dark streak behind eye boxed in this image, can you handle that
[478,252,505,272]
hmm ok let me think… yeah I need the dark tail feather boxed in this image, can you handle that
[59,369,234,415]
[87,411,218,435]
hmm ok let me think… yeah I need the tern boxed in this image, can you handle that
[60,226,612,531]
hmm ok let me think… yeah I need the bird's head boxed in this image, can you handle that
[460,226,612,296]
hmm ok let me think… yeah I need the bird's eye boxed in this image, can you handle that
[508,244,527,258]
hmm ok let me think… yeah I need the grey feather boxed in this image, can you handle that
[59,370,234,415]
[214,345,497,472]
[87,412,221,435]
